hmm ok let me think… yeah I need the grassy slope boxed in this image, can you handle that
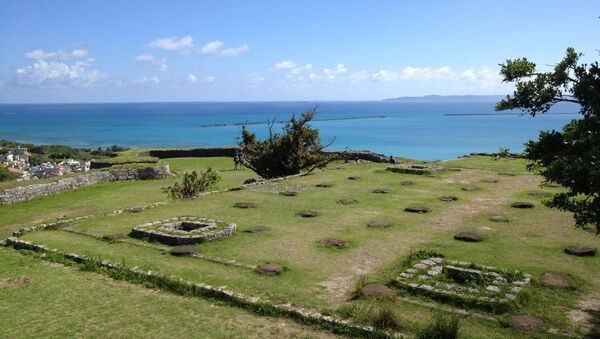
[1,156,598,337]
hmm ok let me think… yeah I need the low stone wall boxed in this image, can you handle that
[0,165,170,205]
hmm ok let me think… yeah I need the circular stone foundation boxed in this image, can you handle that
[130,216,236,246]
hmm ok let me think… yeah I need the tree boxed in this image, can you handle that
[239,108,335,178]
[162,168,221,199]
[496,47,600,233]
[0,166,18,182]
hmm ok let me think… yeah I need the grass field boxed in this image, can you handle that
[1,156,598,338]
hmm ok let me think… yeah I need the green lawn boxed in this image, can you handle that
[1,156,598,337]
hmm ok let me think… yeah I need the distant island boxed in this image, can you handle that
[383,95,505,102]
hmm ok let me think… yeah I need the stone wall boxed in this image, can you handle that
[0,165,170,205]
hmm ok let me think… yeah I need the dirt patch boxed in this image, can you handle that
[0,276,32,288]
[320,238,349,248]
[539,272,573,289]
[234,202,256,209]
[360,283,395,298]
[245,226,269,233]
[506,314,544,332]
[255,263,283,275]
[368,220,391,228]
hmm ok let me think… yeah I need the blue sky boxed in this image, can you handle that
[0,0,598,103]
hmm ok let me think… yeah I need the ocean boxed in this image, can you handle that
[0,101,578,160]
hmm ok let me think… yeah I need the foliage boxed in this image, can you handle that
[415,312,460,339]
[496,48,600,233]
[372,305,400,329]
[0,166,18,182]
[162,168,221,199]
[239,109,336,178]
[0,139,128,164]
[497,147,510,158]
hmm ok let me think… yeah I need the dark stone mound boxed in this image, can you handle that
[481,178,499,183]
[337,199,358,205]
[296,210,319,218]
[101,234,125,241]
[462,186,481,191]
[498,172,517,176]
[528,191,552,198]
[564,246,597,257]
[400,180,414,186]
[404,207,431,214]
[234,202,256,209]
[511,201,534,209]
[454,232,483,242]
[244,226,269,233]
[348,176,361,180]
[255,263,283,276]
[320,238,349,248]
[439,195,458,202]
[368,220,391,228]
[360,283,396,298]
[506,315,544,332]
[539,272,573,289]
[170,245,200,256]
[543,182,561,188]
[373,188,390,194]
[490,215,509,223]
[315,183,333,188]
[279,190,298,197]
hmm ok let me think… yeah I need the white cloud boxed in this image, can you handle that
[199,40,224,54]
[146,36,194,53]
[24,48,88,61]
[11,59,107,88]
[204,76,217,83]
[134,54,168,72]
[348,70,369,80]
[133,76,160,86]
[372,66,454,82]
[220,44,249,57]
[187,74,198,83]
[323,64,347,79]
[274,60,297,70]
[246,73,265,88]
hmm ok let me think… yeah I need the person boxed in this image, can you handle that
[233,151,240,170]
[389,155,397,165]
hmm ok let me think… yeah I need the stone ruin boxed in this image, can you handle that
[130,216,236,246]
[395,257,531,311]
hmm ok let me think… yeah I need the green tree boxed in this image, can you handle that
[162,168,221,199]
[496,47,600,233]
[239,109,335,178]
[0,166,18,182]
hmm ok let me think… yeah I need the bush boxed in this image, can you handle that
[162,168,221,199]
[0,166,18,182]
[239,108,336,178]
[415,312,460,339]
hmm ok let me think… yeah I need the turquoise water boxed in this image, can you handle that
[0,101,577,160]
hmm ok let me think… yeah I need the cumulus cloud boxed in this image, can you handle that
[146,36,194,53]
[274,60,297,70]
[323,64,347,79]
[133,76,160,86]
[371,66,454,81]
[203,76,217,83]
[199,40,224,55]
[24,48,88,61]
[220,44,249,57]
[10,59,107,88]
[134,54,168,72]
[187,74,198,83]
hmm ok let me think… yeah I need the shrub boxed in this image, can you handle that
[497,146,510,158]
[415,312,460,339]
[0,166,18,182]
[162,168,220,199]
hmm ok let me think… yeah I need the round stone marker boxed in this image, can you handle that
[506,315,544,332]
[368,220,391,228]
[279,190,298,197]
[360,283,396,298]
[490,215,509,223]
[255,263,283,276]
[315,183,332,188]
[296,210,319,218]
[564,246,597,257]
[481,178,499,183]
[348,176,361,180]
[528,191,551,198]
[337,199,358,205]
[234,202,256,209]
[539,272,573,289]
[373,188,390,194]
[462,186,481,191]
[400,180,414,186]
[244,226,269,233]
[454,232,483,242]
[511,201,534,209]
[404,207,431,213]
[320,238,349,248]
[170,245,200,256]
[439,195,458,202]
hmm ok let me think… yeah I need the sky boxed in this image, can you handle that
[0,0,598,103]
